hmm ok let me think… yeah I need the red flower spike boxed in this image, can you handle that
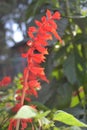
[8,9,62,130]
[0,76,11,87]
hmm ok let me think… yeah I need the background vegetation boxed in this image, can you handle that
[0,0,87,129]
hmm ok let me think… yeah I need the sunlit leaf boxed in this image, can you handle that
[35,110,51,119]
[41,117,51,125]
[53,127,60,130]
[53,110,87,127]
[70,86,85,107]
[14,105,37,119]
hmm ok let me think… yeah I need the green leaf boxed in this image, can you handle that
[47,82,72,109]
[70,126,82,130]
[32,101,49,111]
[70,95,80,107]
[53,110,87,127]
[53,126,60,130]
[70,87,85,107]
[63,52,77,84]
[63,50,84,85]
[41,117,51,125]
[35,110,51,119]
[14,105,37,119]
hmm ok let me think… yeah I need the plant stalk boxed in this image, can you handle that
[16,69,29,130]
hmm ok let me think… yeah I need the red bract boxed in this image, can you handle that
[8,119,33,130]
[0,76,11,87]
[8,119,17,130]
[8,9,62,130]
[12,103,22,113]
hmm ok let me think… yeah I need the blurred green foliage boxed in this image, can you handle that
[1,0,87,129]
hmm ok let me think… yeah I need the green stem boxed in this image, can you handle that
[16,119,20,130]
[38,119,42,130]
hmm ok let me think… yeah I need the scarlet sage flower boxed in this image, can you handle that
[0,76,11,87]
[8,9,62,130]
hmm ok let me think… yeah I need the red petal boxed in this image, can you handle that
[12,103,22,112]
[31,88,38,97]
[25,97,31,102]
[52,11,61,19]
[30,67,44,75]
[35,45,48,54]
[16,96,21,101]
[28,26,37,32]
[8,120,13,130]
[8,119,16,130]
[33,54,45,63]
[48,19,57,29]
[16,89,22,94]
[29,80,40,88]
[1,76,11,86]
[41,16,46,22]
[52,29,62,43]
[46,9,52,18]
[28,27,37,38]
[21,121,27,129]
[27,40,33,46]
[27,72,37,81]
[27,31,34,38]
[22,53,28,58]
[35,20,42,27]
[44,33,53,40]
[23,67,28,78]
[38,73,49,83]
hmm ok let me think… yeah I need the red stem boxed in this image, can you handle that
[16,69,29,130]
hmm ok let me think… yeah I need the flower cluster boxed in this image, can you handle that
[8,9,62,130]
[21,9,62,99]
[0,76,11,87]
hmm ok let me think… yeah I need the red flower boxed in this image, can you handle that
[8,119,17,130]
[0,76,11,87]
[21,8,62,107]
[8,9,62,130]
[46,9,61,19]
[12,103,22,113]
